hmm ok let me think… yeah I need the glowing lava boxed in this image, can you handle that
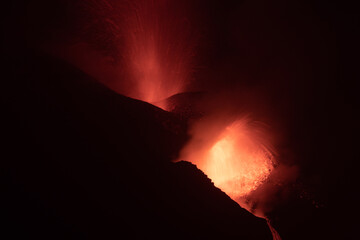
[204,121,274,198]
[181,118,275,202]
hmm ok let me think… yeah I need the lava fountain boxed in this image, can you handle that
[179,116,276,211]
[203,120,274,200]
[179,116,281,239]
[121,0,197,109]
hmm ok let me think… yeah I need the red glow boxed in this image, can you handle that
[122,0,196,109]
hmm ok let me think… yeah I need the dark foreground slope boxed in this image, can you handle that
[1,53,271,239]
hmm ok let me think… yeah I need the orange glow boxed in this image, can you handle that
[181,118,275,202]
[204,123,274,198]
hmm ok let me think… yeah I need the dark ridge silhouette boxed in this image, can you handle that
[1,51,272,239]
[156,92,206,120]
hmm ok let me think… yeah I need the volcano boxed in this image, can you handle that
[2,0,358,240]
